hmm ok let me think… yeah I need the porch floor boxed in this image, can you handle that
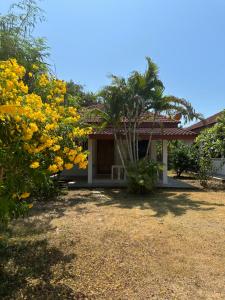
[66,176,197,189]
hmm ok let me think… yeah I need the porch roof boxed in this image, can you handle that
[89,127,197,140]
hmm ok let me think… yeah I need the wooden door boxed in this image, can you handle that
[97,140,114,174]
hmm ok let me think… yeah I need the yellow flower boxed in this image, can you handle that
[51,145,60,152]
[48,164,58,173]
[28,72,33,77]
[45,123,56,131]
[28,204,33,209]
[45,139,54,147]
[20,192,31,199]
[68,149,77,156]
[65,163,74,170]
[23,134,33,141]
[30,161,40,169]
[74,153,85,164]
[39,74,49,87]
[29,123,38,133]
[54,156,64,166]
[14,115,22,122]
[63,147,70,153]
[79,161,88,169]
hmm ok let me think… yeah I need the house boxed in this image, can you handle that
[62,105,197,186]
[187,111,223,134]
[187,110,225,177]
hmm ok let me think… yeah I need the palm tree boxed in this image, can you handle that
[93,57,201,172]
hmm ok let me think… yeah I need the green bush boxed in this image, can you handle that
[127,159,160,194]
[170,141,199,177]
[196,114,225,186]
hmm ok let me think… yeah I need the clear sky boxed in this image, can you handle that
[1,0,225,119]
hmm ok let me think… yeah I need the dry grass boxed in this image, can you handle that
[1,189,225,299]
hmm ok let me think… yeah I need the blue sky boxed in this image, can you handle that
[1,0,225,119]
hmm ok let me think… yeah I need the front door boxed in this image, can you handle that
[97,140,114,174]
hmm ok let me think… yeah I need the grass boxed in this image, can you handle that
[1,189,225,299]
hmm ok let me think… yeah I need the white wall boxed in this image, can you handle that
[212,159,225,176]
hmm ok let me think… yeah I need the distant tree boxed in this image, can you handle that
[65,80,97,107]
[0,0,50,90]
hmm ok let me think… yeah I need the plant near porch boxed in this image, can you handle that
[93,57,201,192]
[127,158,160,193]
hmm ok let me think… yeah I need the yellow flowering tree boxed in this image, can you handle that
[0,59,91,222]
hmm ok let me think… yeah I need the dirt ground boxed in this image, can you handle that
[1,189,225,299]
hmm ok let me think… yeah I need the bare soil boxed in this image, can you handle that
[1,189,225,299]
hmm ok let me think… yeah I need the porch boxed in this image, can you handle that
[66,176,196,189]
[61,136,197,189]
[87,138,169,185]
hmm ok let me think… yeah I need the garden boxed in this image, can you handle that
[0,1,225,299]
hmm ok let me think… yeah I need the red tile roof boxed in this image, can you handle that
[187,111,224,131]
[90,127,197,140]
[85,103,179,124]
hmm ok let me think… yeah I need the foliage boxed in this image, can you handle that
[169,141,199,177]
[0,59,91,222]
[127,159,160,194]
[0,0,50,90]
[196,111,225,185]
[65,80,97,107]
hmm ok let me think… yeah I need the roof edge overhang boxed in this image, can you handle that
[89,133,197,141]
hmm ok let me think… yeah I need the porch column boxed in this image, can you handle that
[162,140,168,185]
[88,138,93,184]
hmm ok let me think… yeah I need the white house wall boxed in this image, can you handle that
[212,159,225,176]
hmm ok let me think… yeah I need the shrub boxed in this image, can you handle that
[127,159,160,194]
[170,141,199,177]
[196,114,225,186]
[0,59,91,223]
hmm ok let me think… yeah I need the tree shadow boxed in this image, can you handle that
[59,189,225,218]
[0,235,89,299]
[26,188,225,221]
[0,213,88,299]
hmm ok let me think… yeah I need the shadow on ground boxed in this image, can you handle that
[0,215,87,299]
[64,189,225,218]
[0,239,78,299]
[1,188,224,299]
